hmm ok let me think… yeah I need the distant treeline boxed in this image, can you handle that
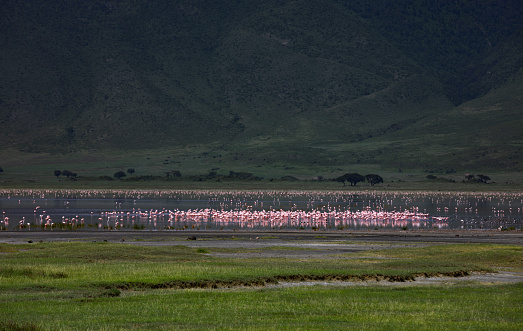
[426,174,491,184]
[52,168,385,186]
[52,169,493,185]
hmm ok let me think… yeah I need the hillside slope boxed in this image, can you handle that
[0,0,521,172]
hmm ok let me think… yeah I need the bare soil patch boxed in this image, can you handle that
[1,229,521,247]
[270,271,523,288]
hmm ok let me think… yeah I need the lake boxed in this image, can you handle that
[1,190,521,231]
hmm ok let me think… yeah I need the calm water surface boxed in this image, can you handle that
[0,190,521,231]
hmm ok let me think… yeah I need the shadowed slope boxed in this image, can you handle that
[0,0,521,172]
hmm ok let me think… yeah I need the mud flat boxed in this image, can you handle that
[0,229,521,246]
[268,271,523,288]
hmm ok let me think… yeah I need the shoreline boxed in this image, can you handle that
[1,229,521,245]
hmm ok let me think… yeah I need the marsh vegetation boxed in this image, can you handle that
[0,240,521,330]
[1,189,521,329]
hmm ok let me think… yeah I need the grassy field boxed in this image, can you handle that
[1,148,522,191]
[0,241,521,330]
[1,178,521,192]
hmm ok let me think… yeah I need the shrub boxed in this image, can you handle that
[114,171,126,180]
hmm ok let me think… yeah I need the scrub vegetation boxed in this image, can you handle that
[0,241,521,329]
[2,149,521,191]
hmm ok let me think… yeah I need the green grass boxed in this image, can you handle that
[1,242,519,289]
[0,242,521,329]
[2,141,523,191]
[1,148,523,191]
[2,284,521,330]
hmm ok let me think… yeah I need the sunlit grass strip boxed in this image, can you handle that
[0,242,519,291]
[352,243,523,272]
[1,284,521,330]
[0,266,66,279]
[1,242,521,329]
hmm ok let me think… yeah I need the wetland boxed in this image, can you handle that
[1,189,521,330]
[1,189,521,231]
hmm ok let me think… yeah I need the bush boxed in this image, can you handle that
[114,171,126,180]
[365,174,384,186]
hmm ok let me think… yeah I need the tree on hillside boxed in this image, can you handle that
[127,168,135,175]
[346,173,365,186]
[114,171,126,180]
[54,170,61,178]
[477,174,491,183]
[365,174,383,186]
[0,167,3,173]
[337,173,365,186]
[62,170,73,178]
[336,175,347,186]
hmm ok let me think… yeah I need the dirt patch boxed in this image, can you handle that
[1,230,521,259]
[270,272,523,288]
[101,271,521,291]
[1,229,521,246]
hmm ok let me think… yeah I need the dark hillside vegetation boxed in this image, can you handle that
[0,0,521,174]
[341,0,523,104]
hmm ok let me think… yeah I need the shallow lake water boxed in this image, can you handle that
[0,190,521,231]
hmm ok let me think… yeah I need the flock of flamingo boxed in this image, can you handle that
[90,207,447,231]
[0,189,521,231]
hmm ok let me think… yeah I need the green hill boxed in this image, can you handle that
[0,0,521,178]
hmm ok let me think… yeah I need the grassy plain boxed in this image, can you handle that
[1,148,522,191]
[0,241,521,330]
